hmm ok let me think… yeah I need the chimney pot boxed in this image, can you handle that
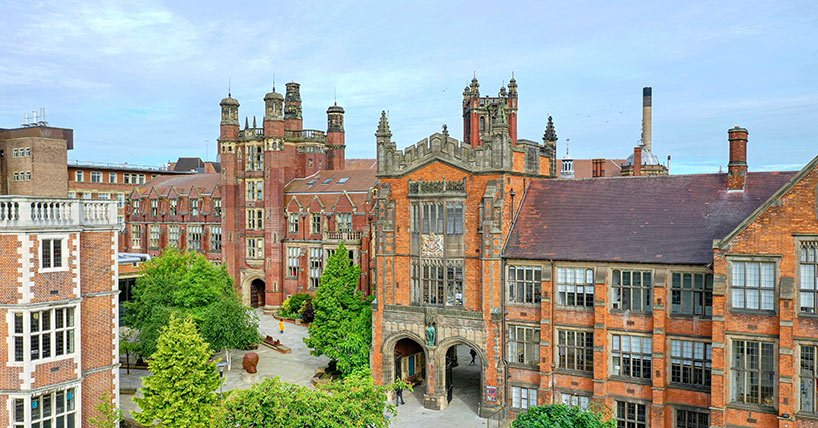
[727,126,748,191]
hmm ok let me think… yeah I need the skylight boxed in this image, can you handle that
[306,179,318,186]
[337,177,350,184]
[321,178,334,184]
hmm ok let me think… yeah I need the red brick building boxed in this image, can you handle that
[371,75,557,415]
[503,126,818,427]
[205,81,377,307]
[123,173,223,263]
[0,197,120,427]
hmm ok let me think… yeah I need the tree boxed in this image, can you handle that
[512,404,615,428]
[134,314,221,427]
[125,247,260,358]
[304,242,373,377]
[89,392,123,428]
[216,370,394,428]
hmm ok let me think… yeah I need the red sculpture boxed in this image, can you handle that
[242,352,259,374]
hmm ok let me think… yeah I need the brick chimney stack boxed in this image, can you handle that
[633,146,642,176]
[592,158,604,178]
[727,126,748,191]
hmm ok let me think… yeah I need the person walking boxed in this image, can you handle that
[469,348,477,365]
[279,319,285,335]
[395,383,405,406]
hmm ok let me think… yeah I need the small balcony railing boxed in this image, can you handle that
[323,231,363,242]
[0,197,118,229]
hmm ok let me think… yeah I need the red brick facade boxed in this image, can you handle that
[0,198,119,427]
[218,82,376,308]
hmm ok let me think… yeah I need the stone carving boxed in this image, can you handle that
[421,234,444,257]
[426,323,437,346]
[242,352,259,374]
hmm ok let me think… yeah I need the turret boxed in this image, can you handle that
[263,85,284,137]
[375,111,394,175]
[284,82,303,130]
[543,115,558,177]
[219,93,240,140]
[327,103,346,170]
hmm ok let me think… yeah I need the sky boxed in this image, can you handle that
[1,1,817,174]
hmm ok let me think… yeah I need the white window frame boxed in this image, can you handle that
[559,392,590,410]
[246,237,264,259]
[130,224,142,249]
[39,235,68,273]
[798,241,818,314]
[187,225,203,251]
[168,225,180,247]
[9,305,77,365]
[108,172,117,183]
[287,247,300,277]
[10,384,80,428]
[511,386,538,410]
[730,259,776,312]
[309,247,323,289]
[556,266,594,307]
[508,324,540,366]
[149,225,160,249]
[209,225,222,252]
[90,171,102,183]
[74,170,83,182]
[247,209,264,230]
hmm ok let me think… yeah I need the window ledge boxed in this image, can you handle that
[609,310,653,316]
[729,309,777,316]
[554,369,594,378]
[507,302,542,307]
[667,314,713,320]
[667,383,711,393]
[607,375,652,386]
[507,362,539,371]
[555,306,594,311]
[797,412,818,421]
[726,402,777,414]
[40,267,69,274]
[797,312,818,319]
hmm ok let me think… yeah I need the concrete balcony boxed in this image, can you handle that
[0,197,118,230]
[323,231,363,242]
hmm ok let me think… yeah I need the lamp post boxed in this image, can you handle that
[216,361,227,400]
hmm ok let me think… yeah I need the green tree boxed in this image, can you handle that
[134,315,221,427]
[304,242,373,377]
[216,371,394,428]
[125,247,260,358]
[512,404,615,428]
[88,392,123,428]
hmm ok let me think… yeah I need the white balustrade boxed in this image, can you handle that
[0,197,117,229]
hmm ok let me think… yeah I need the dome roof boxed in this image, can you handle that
[624,148,661,166]
[264,90,283,101]
[220,95,239,106]
[327,104,345,114]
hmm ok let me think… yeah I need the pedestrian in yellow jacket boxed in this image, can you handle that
[279,319,285,334]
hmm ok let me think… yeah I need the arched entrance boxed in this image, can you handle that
[394,337,426,387]
[440,342,484,416]
[249,278,265,308]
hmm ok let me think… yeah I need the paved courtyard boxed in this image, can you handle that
[121,312,495,427]
[120,310,329,423]
[390,345,492,428]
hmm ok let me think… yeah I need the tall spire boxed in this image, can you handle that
[376,111,392,138]
[252,115,257,128]
[244,116,249,129]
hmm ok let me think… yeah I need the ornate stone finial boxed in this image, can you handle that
[494,104,508,128]
[544,115,558,142]
[499,84,507,97]
[252,115,257,128]
[244,116,249,130]
[442,124,449,140]
[376,111,392,138]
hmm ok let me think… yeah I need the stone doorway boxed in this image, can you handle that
[250,278,265,308]
[444,344,483,416]
[394,338,426,387]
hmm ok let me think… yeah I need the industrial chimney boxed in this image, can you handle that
[641,87,652,152]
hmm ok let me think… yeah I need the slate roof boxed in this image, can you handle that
[285,168,376,194]
[504,171,797,265]
[137,173,221,196]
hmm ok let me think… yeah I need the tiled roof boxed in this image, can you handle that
[344,159,377,170]
[138,173,220,196]
[285,168,377,194]
[505,171,797,265]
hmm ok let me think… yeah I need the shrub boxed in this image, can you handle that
[281,293,312,318]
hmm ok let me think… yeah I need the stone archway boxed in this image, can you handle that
[249,278,266,308]
[435,337,487,415]
[382,331,428,389]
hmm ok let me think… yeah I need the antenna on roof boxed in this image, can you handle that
[334,86,337,106]
[22,108,48,128]
[272,73,276,91]
[228,77,232,97]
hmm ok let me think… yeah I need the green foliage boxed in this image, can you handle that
[304,243,373,377]
[134,315,221,427]
[512,404,615,428]
[124,247,259,357]
[300,299,315,323]
[216,371,394,428]
[88,392,122,428]
[279,293,313,319]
